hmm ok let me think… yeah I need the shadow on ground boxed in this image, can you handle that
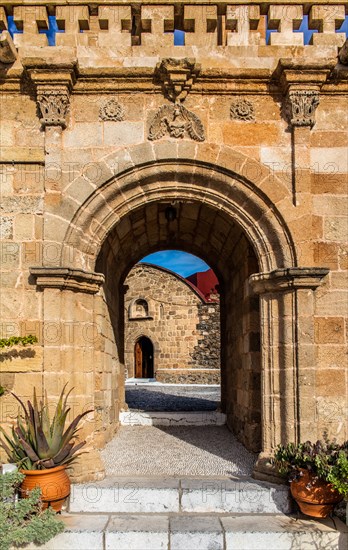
[125,386,220,411]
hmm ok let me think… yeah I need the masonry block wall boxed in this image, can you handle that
[124,263,220,384]
[224,237,261,452]
[0,0,347,480]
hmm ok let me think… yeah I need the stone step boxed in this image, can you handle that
[120,410,226,426]
[68,476,292,514]
[26,512,348,550]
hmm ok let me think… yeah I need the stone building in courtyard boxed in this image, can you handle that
[0,0,347,482]
[124,263,220,383]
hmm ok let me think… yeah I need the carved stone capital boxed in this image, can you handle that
[155,58,201,103]
[36,85,70,128]
[249,267,329,294]
[285,90,320,128]
[30,267,104,294]
[22,61,77,129]
[148,103,204,142]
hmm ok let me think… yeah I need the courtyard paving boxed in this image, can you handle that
[101,424,256,477]
[102,384,256,477]
[125,382,220,411]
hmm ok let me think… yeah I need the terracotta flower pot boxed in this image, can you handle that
[20,465,70,512]
[290,469,342,518]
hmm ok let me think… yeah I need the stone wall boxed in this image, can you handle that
[224,237,261,452]
[191,302,221,370]
[0,0,347,480]
[124,263,220,384]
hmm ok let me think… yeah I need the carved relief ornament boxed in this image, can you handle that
[148,103,204,142]
[99,98,125,121]
[149,57,205,142]
[155,58,201,103]
[286,90,320,128]
[230,99,255,121]
[37,86,70,128]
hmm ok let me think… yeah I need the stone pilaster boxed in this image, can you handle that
[29,266,109,482]
[23,62,78,264]
[275,59,335,204]
[249,268,329,483]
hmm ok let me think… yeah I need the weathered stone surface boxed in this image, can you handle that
[0,1,347,482]
[314,317,345,344]
[104,121,144,146]
[0,216,13,239]
[170,516,223,550]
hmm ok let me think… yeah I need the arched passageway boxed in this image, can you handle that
[55,152,314,481]
[134,336,154,379]
[95,197,262,451]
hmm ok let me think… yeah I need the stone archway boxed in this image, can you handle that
[31,144,328,482]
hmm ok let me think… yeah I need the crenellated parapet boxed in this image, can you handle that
[0,2,346,134]
[0,2,346,50]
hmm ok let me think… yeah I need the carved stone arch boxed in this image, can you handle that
[36,141,329,483]
[61,142,297,273]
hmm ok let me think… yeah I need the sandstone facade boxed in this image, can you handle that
[124,263,220,383]
[0,0,347,481]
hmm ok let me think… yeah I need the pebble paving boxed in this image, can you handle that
[102,425,256,477]
[103,384,256,477]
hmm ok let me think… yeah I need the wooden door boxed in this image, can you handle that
[135,341,142,378]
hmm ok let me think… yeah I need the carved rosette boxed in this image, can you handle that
[37,87,70,128]
[99,99,125,121]
[230,99,255,121]
[148,103,204,142]
[286,90,320,128]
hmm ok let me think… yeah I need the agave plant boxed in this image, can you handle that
[0,385,92,470]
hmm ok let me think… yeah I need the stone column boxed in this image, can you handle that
[249,268,329,483]
[30,267,118,482]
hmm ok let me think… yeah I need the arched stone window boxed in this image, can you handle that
[129,298,152,320]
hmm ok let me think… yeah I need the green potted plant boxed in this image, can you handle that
[273,438,348,518]
[0,470,64,550]
[0,384,92,512]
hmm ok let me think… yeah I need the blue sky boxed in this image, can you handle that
[141,250,209,277]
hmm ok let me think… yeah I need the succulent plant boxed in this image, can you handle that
[0,471,64,550]
[0,385,92,470]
